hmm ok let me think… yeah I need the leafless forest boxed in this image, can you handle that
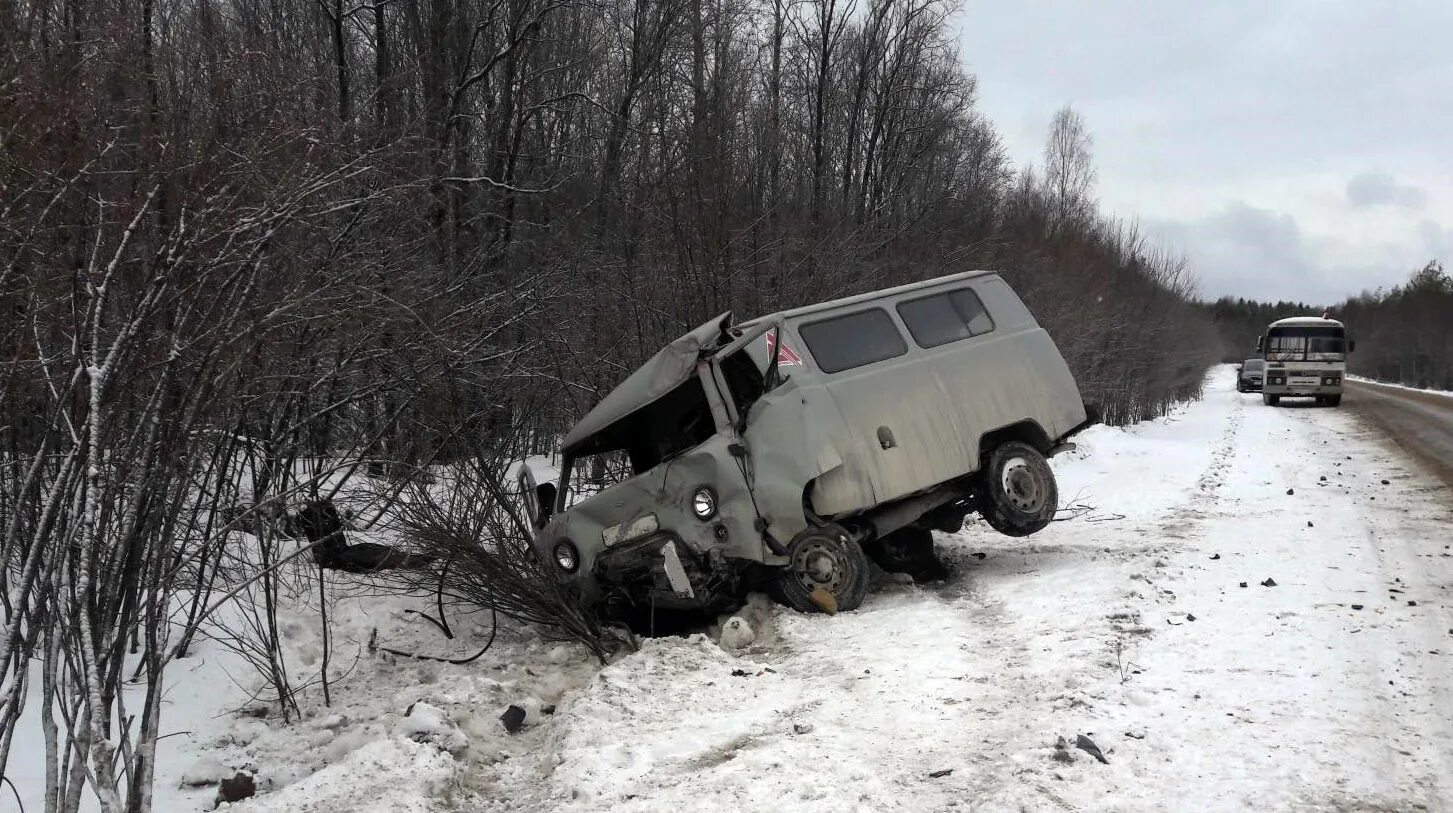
[1,0,1220,810]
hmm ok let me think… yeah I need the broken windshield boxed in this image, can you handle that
[558,376,718,505]
[1266,327,1346,362]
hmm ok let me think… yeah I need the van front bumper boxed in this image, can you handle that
[592,533,735,614]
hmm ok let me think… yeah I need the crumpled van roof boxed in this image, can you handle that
[562,269,1001,455]
[562,312,731,454]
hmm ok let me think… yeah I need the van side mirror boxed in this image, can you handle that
[1255,336,1263,352]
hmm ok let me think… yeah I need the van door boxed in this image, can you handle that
[791,306,919,512]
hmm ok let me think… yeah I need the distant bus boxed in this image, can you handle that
[1257,316,1354,407]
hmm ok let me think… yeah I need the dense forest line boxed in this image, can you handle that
[1203,261,1452,390]
[1,1,1219,809]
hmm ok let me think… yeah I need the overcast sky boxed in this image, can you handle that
[958,1,1453,304]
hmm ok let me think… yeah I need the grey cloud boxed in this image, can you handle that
[1144,203,1439,304]
[1418,219,1453,259]
[1144,203,1364,304]
[1346,172,1426,209]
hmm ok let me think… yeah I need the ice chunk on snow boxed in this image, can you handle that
[718,616,755,651]
[398,702,469,755]
[180,756,229,787]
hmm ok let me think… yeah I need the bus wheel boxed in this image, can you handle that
[1325,394,1342,407]
[1263,393,1280,406]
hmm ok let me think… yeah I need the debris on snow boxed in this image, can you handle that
[793,722,814,735]
[499,704,527,734]
[400,702,469,754]
[1075,734,1109,764]
[928,768,954,778]
[809,587,838,614]
[216,772,256,804]
[1261,578,1278,587]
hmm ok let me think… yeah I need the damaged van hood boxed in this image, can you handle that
[562,312,732,455]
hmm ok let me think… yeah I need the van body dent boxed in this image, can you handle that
[523,270,1092,616]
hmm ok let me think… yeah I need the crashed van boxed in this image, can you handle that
[520,270,1092,617]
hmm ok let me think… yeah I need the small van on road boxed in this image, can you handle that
[521,271,1093,617]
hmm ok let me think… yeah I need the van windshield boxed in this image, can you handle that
[558,377,717,504]
[1266,327,1346,361]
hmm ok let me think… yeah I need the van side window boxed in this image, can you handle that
[798,308,908,374]
[895,288,995,348]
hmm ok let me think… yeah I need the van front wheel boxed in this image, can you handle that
[772,526,869,613]
[975,441,1058,537]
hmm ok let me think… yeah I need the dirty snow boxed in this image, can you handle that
[8,366,1452,812]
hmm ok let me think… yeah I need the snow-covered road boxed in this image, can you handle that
[532,365,1453,812]
[19,366,1447,813]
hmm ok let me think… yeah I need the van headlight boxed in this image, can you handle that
[553,540,580,572]
[691,487,718,520]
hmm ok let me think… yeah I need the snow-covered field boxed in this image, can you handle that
[9,366,1451,812]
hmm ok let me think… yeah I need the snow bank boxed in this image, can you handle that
[232,738,458,812]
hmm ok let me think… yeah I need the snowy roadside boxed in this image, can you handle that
[1348,375,1453,399]
[527,366,1453,811]
[13,366,1449,812]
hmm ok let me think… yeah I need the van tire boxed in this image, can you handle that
[1263,393,1280,406]
[975,441,1058,537]
[772,526,869,613]
[863,527,948,583]
[1325,394,1342,407]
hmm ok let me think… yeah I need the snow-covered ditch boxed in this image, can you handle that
[9,367,1451,811]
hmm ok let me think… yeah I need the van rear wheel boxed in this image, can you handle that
[772,526,868,613]
[975,441,1058,537]
[1325,394,1342,407]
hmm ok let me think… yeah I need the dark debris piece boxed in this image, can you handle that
[1261,578,1277,587]
[217,773,256,804]
[500,704,527,733]
[928,769,953,779]
[1075,734,1109,765]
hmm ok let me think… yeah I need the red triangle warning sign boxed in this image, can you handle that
[765,330,803,366]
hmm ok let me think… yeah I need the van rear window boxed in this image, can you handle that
[895,288,994,348]
[798,308,907,374]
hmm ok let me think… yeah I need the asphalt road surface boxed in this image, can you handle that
[1345,379,1453,488]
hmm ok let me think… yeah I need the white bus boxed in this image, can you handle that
[1257,316,1355,407]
